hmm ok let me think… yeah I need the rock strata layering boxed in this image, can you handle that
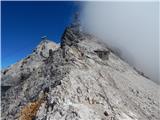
[1,24,160,120]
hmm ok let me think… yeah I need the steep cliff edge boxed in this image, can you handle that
[1,24,160,120]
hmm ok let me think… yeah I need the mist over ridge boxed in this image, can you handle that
[81,1,159,84]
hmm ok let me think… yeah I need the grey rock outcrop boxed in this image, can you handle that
[1,24,160,120]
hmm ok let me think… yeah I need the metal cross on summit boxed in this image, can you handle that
[41,36,48,40]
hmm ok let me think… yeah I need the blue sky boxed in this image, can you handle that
[1,1,81,68]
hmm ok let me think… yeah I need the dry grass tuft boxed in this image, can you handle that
[19,96,45,120]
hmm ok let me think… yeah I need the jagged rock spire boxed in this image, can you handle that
[70,12,82,32]
[61,12,83,50]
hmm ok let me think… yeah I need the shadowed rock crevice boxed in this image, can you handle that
[94,49,110,60]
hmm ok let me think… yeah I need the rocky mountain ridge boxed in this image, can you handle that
[1,24,160,120]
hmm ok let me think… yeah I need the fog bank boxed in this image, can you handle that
[81,2,159,84]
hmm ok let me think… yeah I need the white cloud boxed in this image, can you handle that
[81,1,159,84]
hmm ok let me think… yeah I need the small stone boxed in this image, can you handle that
[104,111,109,116]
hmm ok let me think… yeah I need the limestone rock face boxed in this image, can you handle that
[1,40,59,87]
[1,26,160,120]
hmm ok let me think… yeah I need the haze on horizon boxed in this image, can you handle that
[81,1,159,84]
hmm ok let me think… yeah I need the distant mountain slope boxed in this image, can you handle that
[1,24,160,120]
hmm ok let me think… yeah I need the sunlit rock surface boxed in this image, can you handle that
[1,26,160,120]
